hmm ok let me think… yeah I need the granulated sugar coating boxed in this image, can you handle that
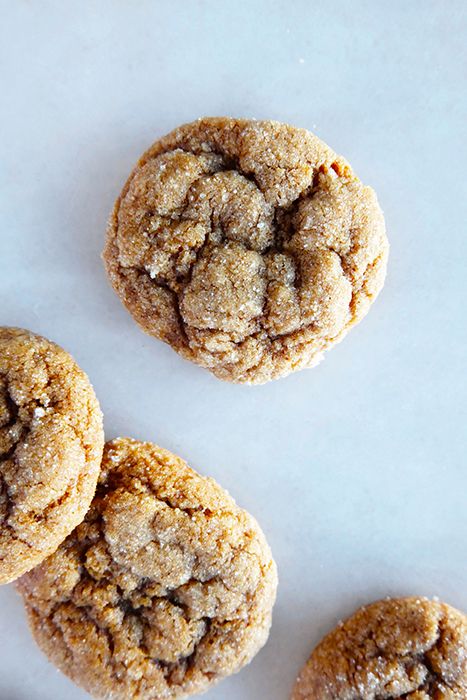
[18,438,278,700]
[0,327,104,584]
[104,117,388,384]
[291,597,467,699]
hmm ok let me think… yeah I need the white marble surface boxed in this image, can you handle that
[1,1,466,698]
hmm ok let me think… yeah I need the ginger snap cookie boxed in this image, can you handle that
[104,117,388,384]
[18,437,278,699]
[0,327,104,584]
[291,596,467,699]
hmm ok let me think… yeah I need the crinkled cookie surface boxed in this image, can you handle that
[291,597,467,699]
[0,327,103,584]
[104,117,388,384]
[18,437,277,700]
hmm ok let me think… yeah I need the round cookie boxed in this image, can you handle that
[18,437,278,699]
[0,327,104,584]
[104,117,388,384]
[292,596,467,699]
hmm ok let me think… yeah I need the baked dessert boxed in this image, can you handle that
[104,117,388,384]
[291,596,467,699]
[18,437,278,699]
[0,327,104,584]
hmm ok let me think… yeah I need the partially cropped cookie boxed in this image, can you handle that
[104,117,388,384]
[18,437,278,699]
[292,596,467,699]
[0,327,104,584]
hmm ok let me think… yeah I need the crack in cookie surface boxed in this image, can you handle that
[18,437,278,700]
[291,597,467,700]
[104,117,389,383]
[0,327,104,584]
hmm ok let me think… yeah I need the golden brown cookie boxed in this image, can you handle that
[291,596,467,699]
[104,117,388,384]
[0,327,104,584]
[18,437,278,699]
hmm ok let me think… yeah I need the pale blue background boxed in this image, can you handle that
[1,1,466,698]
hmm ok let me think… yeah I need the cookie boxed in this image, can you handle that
[18,437,278,699]
[0,327,104,584]
[104,117,388,384]
[291,596,467,699]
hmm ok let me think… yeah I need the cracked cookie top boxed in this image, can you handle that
[0,327,104,584]
[104,117,388,384]
[291,597,467,699]
[18,437,278,699]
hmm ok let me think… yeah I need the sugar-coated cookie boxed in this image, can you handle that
[104,117,388,384]
[0,327,104,584]
[18,437,277,699]
[292,596,467,699]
